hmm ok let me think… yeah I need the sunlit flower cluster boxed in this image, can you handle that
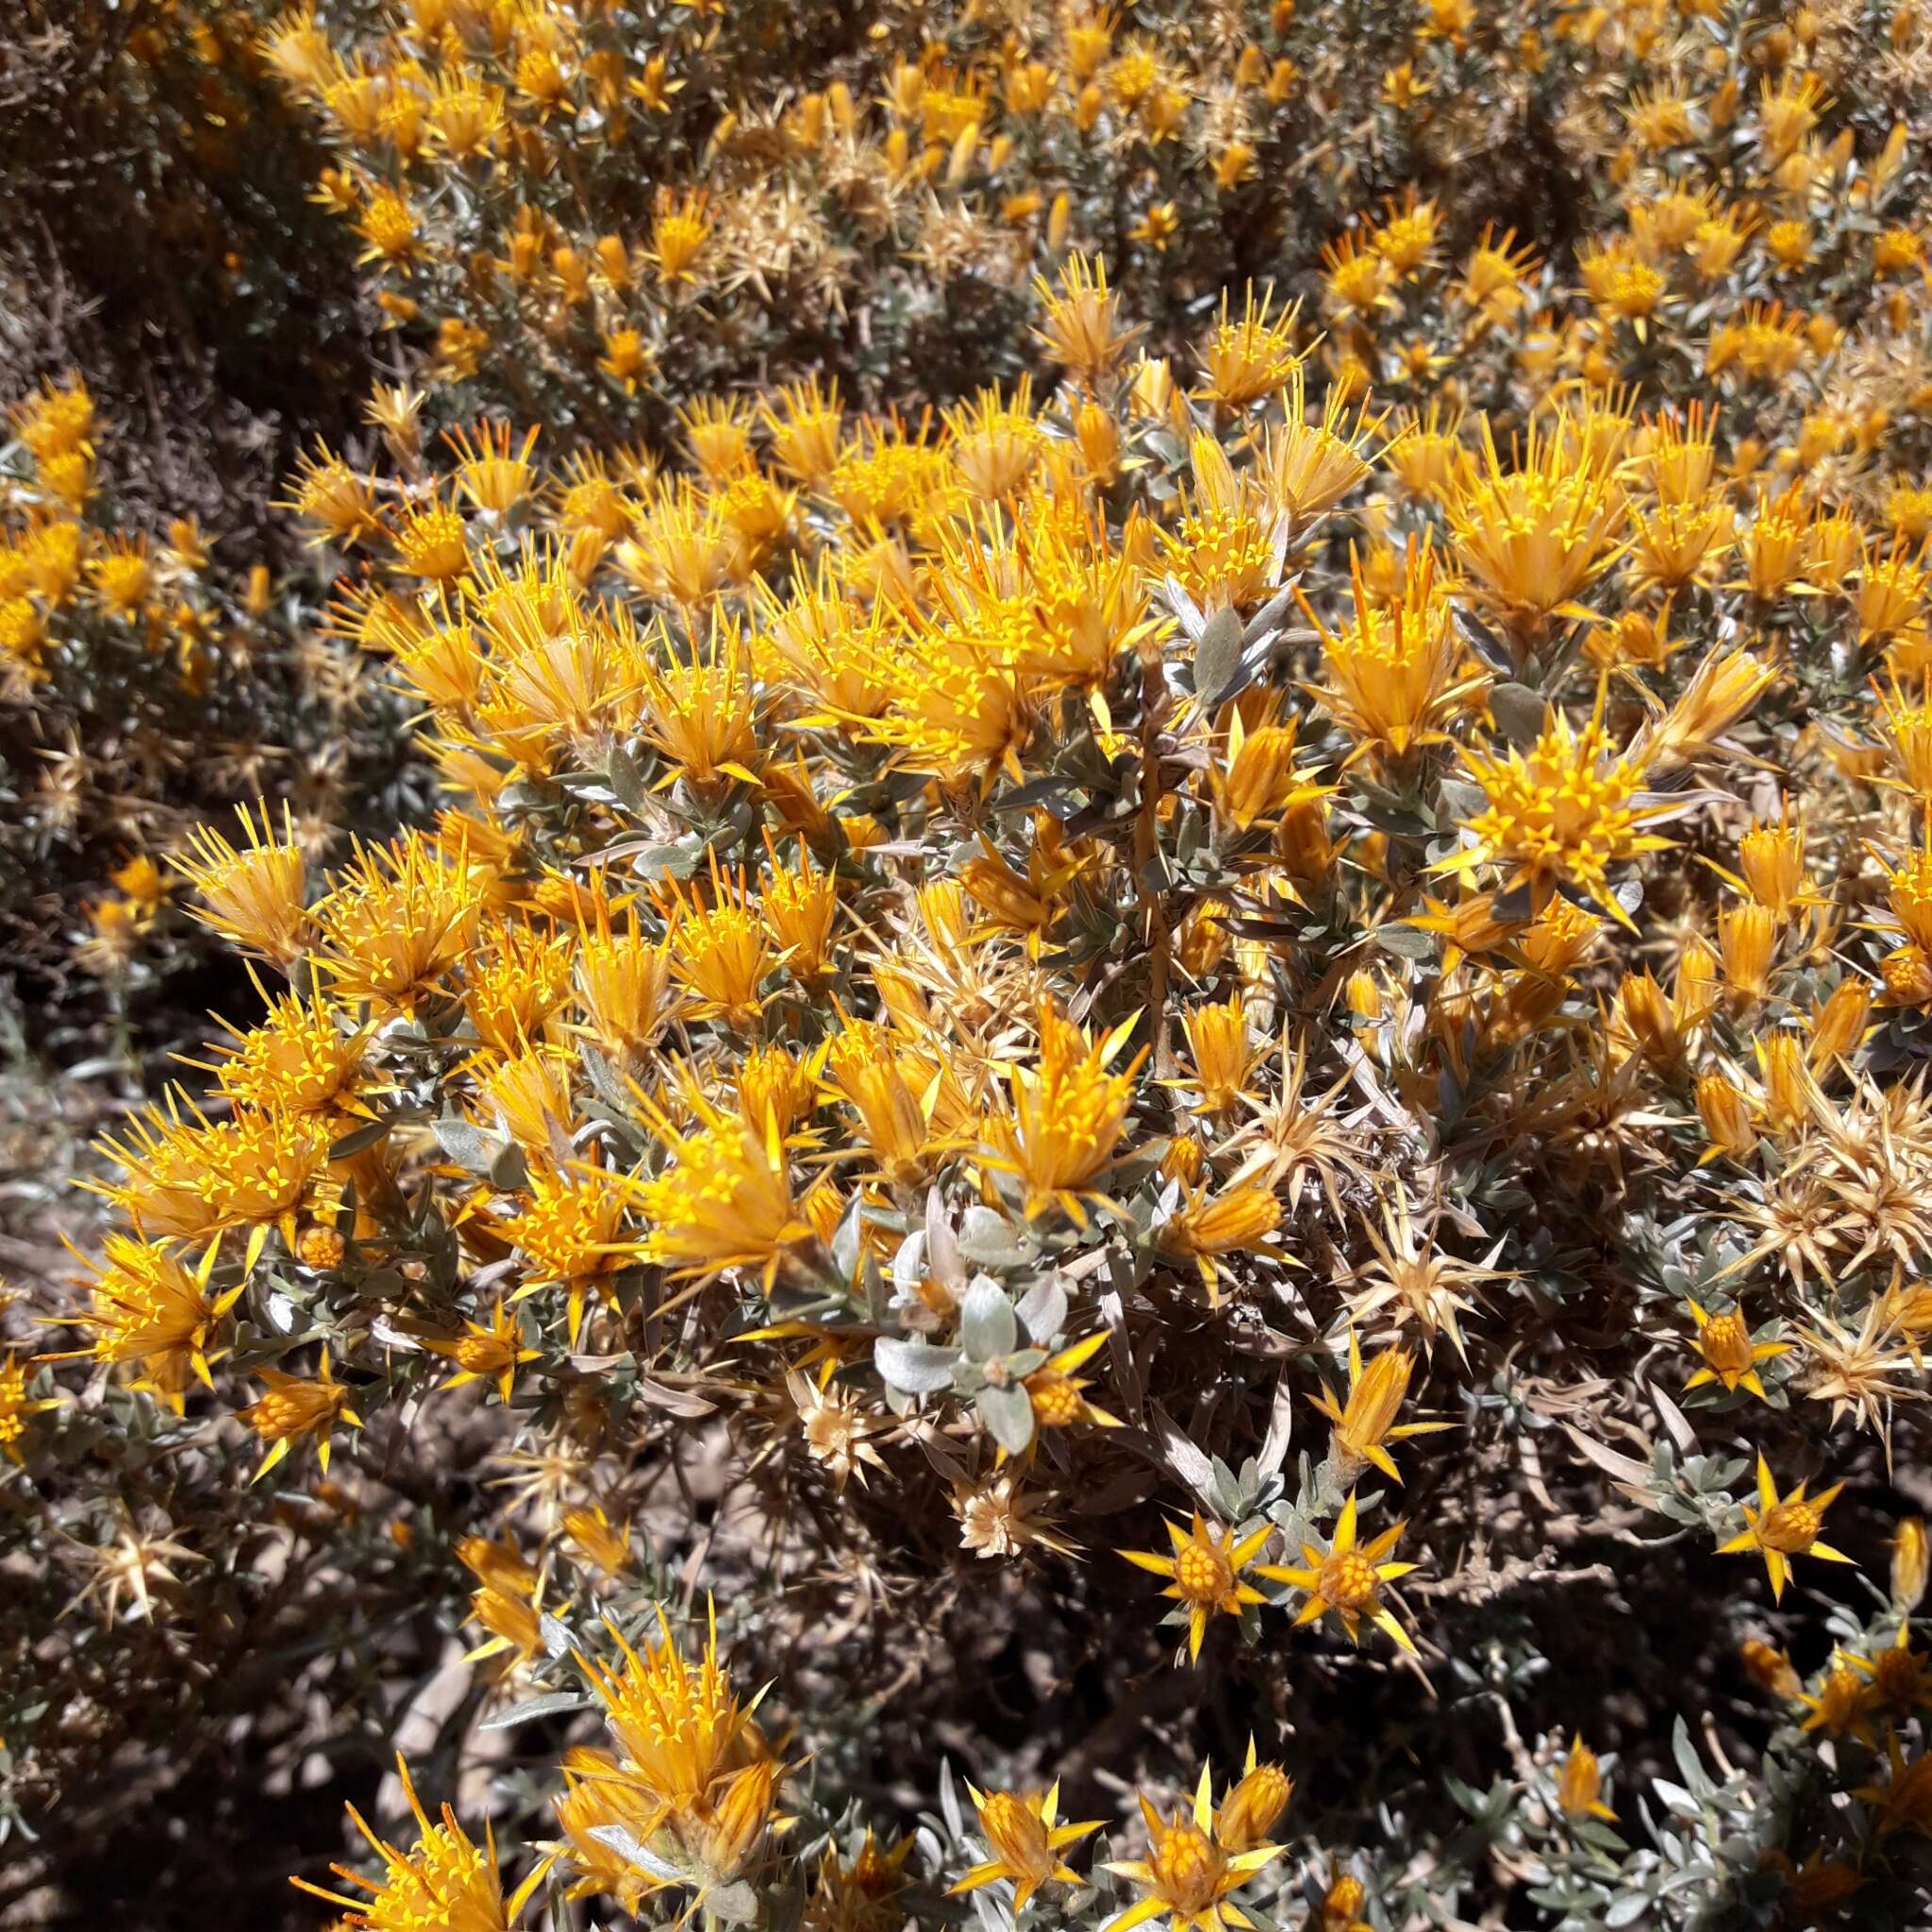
[14,1,1932,1926]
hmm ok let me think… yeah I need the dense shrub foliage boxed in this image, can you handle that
[8,2,1932,1928]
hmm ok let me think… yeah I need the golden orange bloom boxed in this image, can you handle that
[1308,1331,1452,1482]
[1301,537,1484,762]
[1684,1300,1789,1399]
[418,1301,541,1405]
[1257,1491,1419,1653]
[293,1754,550,1928]
[174,799,309,965]
[617,1089,808,1287]
[1718,1454,1852,1600]
[58,1233,242,1410]
[240,1347,361,1481]
[1441,411,1627,642]
[984,1006,1145,1224]
[1104,1765,1286,1932]
[1555,1738,1616,1822]
[1033,254,1143,386]
[1449,695,1672,925]
[1120,1512,1274,1662]
[950,1784,1102,1911]
[0,1356,60,1465]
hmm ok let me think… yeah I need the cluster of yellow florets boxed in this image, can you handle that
[13,0,1932,1924]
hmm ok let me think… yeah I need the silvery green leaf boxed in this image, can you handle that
[478,1691,590,1731]
[1244,582,1299,646]
[540,1611,574,1659]
[328,1117,391,1160]
[1491,681,1546,747]
[1670,1716,1711,1796]
[434,1118,507,1174]
[1648,1380,1698,1453]
[892,1229,925,1298]
[1375,923,1435,960]
[830,1192,865,1283]
[1193,605,1245,708]
[590,1825,687,1883]
[625,840,704,882]
[707,1882,760,1925]
[860,1250,889,1324]
[1150,1401,1214,1492]
[959,1277,1018,1359]
[488,1141,528,1191]
[1257,1377,1295,1477]
[1162,573,1206,643]
[925,1189,964,1291]
[976,1383,1035,1456]
[1455,604,1514,672]
[607,742,648,813]
[1014,1274,1068,1344]
[1208,1455,1241,1521]
[958,1206,1026,1268]
[874,1336,960,1395]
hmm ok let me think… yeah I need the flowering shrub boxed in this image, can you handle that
[253,0,1596,429]
[0,375,420,1036]
[10,1,1932,1927]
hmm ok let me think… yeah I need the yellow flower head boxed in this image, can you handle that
[1555,1738,1616,1822]
[760,375,845,488]
[650,187,713,286]
[418,1301,540,1405]
[1259,365,1386,531]
[1450,695,1671,924]
[574,901,675,1058]
[312,834,480,1010]
[1308,1331,1453,1482]
[1684,1300,1789,1399]
[658,858,774,1027]
[174,799,309,965]
[1303,537,1483,763]
[950,1783,1103,1912]
[59,1232,241,1408]
[503,1153,630,1343]
[1157,1183,1285,1300]
[1197,285,1303,414]
[1105,1765,1286,1932]
[0,1355,61,1464]
[618,1087,807,1286]
[241,1346,361,1481]
[824,1017,941,1189]
[1442,412,1628,641]
[1216,1746,1293,1854]
[576,1602,763,1815]
[1175,994,1263,1118]
[636,613,762,795]
[1718,1453,1852,1600]
[1257,1491,1419,1652]
[1120,1511,1274,1662]
[1033,254,1143,387]
[281,446,378,553]
[293,1754,548,1929]
[985,1005,1145,1224]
